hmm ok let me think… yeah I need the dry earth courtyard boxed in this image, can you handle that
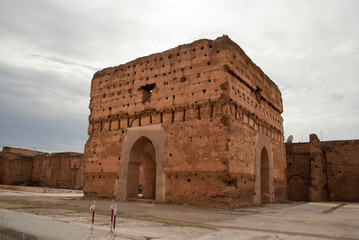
[0,186,358,240]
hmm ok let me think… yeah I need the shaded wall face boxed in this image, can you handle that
[223,40,286,204]
[323,141,359,201]
[286,151,311,201]
[286,139,359,202]
[0,152,33,185]
[287,175,309,201]
[271,139,287,202]
[286,142,321,201]
[260,148,270,204]
[141,153,156,199]
[308,134,328,202]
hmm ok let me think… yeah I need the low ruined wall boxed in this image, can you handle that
[286,136,359,202]
[31,152,84,189]
[323,140,359,201]
[0,147,84,190]
[0,150,33,185]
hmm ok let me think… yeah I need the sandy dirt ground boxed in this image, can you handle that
[0,187,358,240]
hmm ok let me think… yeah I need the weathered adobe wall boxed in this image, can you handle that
[84,130,122,196]
[84,35,286,207]
[162,107,233,207]
[221,37,285,203]
[285,142,311,201]
[322,140,359,201]
[286,135,328,202]
[162,37,285,207]
[286,136,359,202]
[31,152,84,189]
[0,147,84,190]
[0,149,33,185]
[308,134,328,202]
[163,105,285,207]
[84,36,231,198]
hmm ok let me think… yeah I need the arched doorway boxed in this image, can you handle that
[287,175,309,201]
[260,147,270,204]
[126,136,156,199]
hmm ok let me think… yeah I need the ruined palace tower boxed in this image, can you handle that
[84,35,286,207]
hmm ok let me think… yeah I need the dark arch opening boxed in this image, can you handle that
[126,136,156,199]
[260,147,270,204]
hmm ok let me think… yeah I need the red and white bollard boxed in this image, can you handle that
[88,200,96,240]
[106,199,115,239]
[110,199,114,231]
[113,202,117,232]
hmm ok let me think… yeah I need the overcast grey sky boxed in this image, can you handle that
[0,0,358,152]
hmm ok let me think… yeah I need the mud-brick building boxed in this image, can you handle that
[84,35,286,207]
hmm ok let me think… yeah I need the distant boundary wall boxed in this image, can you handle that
[0,147,84,190]
[286,134,359,202]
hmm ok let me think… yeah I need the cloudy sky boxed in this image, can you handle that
[0,0,358,153]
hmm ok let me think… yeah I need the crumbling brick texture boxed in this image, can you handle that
[323,140,359,201]
[286,136,359,202]
[84,35,286,207]
[285,142,311,201]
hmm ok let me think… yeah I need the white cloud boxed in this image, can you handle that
[0,0,358,152]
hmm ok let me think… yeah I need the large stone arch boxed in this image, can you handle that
[253,132,274,204]
[126,136,156,199]
[116,124,167,202]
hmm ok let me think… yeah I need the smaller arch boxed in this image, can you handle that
[260,147,270,204]
[253,132,274,205]
[287,174,304,181]
[287,175,309,201]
